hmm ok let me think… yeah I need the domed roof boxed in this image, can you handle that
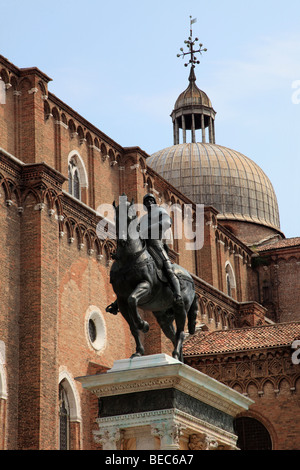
[174,67,212,110]
[147,142,280,230]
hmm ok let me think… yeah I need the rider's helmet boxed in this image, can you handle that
[143,193,156,206]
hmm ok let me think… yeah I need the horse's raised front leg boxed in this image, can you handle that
[127,281,151,333]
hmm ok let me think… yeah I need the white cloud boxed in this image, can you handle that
[211,34,300,103]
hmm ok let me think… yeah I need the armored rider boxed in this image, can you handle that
[106,193,183,315]
[139,193,183,306]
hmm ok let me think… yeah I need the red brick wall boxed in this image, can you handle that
[253,251,300,323]
[186,350,300,450]
[0,187,20,450]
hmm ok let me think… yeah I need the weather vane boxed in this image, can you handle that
[177,16,207,68]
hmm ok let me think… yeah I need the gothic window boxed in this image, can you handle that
[234,417,272,450]
[59,382,70,450]
[226,272,231,297]
[68,157,81,200]
[225,262,236,297]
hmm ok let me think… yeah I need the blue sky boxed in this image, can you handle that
[1,0,300,238]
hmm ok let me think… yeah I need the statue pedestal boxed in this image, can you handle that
[76,354,253,450]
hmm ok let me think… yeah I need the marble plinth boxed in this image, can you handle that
[76,354,253,450]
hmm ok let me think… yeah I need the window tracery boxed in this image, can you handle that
[68,157,81,200]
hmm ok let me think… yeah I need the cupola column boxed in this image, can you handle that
[173,119,180,145]
[209,117,213,144]
[181,115,186,143]
[191,114,196,143]
[201,114,206,143]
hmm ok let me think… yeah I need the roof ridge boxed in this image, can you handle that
[192,321,300,337]
[183,321,300,357]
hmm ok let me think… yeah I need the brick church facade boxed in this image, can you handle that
[0,53,299,450]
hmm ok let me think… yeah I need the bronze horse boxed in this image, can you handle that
[106,199,197,362]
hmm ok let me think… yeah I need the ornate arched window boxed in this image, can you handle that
[68,157,81,200]
[234,417,272,450]
[58,371,81,451]
[67,151,88,202]
[59,381,70,450]
[225,261,236,297]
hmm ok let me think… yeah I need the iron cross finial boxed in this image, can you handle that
[177,16,207,68]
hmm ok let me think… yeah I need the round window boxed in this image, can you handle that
[88,319,97,343]
[85,307,107,352]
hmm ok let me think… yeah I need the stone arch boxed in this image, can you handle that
[68,119,76,138]
[44,100,51,120]
[245,380,259,398]
[68,150,88,196]
[207,302,214,324]
[225,261,236,297]
[61,113,68,126]
[0,68,9,85]
[52,106,60,121]
[234,414,273,450]
[58,370,81,423]
[145,176,153,191]
[77,126,84,144]
[10,75,18,92]
[58,369,82,450]
[277,377,292,395]
[22,187,42,207]
[100,143,108,161]
[85,132,93,146]
[38,80,46,95]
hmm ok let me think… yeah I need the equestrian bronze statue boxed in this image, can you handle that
[106,194,197,362]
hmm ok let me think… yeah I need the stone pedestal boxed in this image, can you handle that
[76,354,253,450]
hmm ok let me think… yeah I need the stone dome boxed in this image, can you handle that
[174,72,212,109]
[147,142,280,231]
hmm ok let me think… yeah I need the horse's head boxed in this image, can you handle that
[113,196,137,241]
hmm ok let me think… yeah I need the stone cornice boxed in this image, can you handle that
[76,354,253,417]
[0,55,52,84]
[48,91,124,154]
[61,190,100,229]
[192,274,238,311]
[21,162,67,189]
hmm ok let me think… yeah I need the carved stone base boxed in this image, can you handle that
[76,354,253,450]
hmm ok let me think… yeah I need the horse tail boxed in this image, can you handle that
[187,293,198,335]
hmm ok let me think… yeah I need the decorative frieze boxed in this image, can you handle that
[190,347,300,396]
